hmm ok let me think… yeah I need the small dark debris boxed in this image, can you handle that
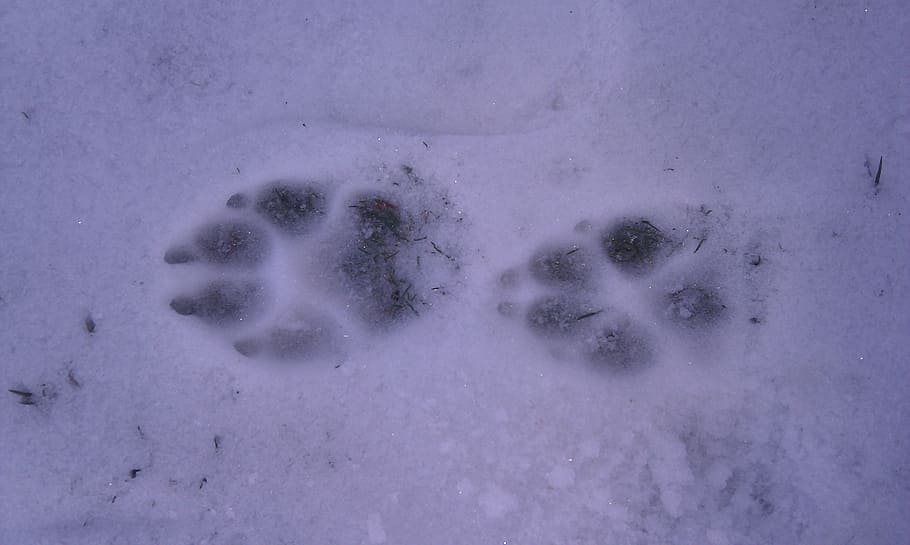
[137,426,145,439]
[213,435,222,452]
[129,469,141,479]
[576,310,603,321]
[111,496,117,503]
[750,317,762,324]
[85,315,96,333]
[430,241,455,261]
[874,156,883,190]
[21,111,30,120]
[751,255,762,266]
[663,168,675,172]
[694,238,705,253]
[422,141,429,149]
[67,370,81,388]
[199,477,208,489]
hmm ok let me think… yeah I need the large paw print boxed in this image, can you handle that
[497,206,760,375]
[163,165,463,363]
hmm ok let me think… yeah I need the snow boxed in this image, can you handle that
[1,1,909,544]
[366,512,386,544]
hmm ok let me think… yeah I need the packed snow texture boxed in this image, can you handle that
[1,1,909,544]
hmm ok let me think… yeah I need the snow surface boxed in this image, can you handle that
[1,1,909,544]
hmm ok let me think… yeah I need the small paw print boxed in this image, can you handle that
[163,165,463,364]
[496,206,765,375]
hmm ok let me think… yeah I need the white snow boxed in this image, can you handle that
[366,512,386,544]
[478,484,519,519]
[1,1,908,544]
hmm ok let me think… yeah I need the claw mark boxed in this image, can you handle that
[575,310,603,321]
[8,388,34,405]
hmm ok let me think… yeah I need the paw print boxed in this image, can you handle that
[496,206,763,375]
[163,165,463,363]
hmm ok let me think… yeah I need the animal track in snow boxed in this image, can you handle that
[162,165,464,364]
[496,205,772,374]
